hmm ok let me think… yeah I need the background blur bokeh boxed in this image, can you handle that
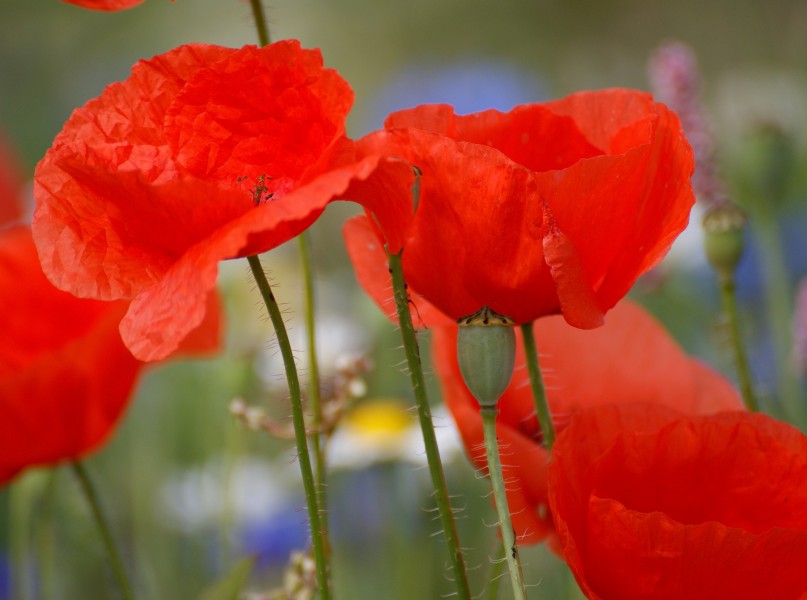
[1,0,806,598]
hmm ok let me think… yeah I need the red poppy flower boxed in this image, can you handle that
[33,40,412,361]
[0,224,221,486]
[61,0,147,10]
[344,89,695,328]
[430,300,744,545]
[548,403,807,600]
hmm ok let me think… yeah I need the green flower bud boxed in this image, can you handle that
[456,307,516,408]
[702,202,746,279]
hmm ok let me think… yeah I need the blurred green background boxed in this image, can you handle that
[1,0,806,598]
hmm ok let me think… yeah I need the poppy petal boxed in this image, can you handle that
[536,96,694,314]
[165,41,353,188]
[33,43,238,301]
[0,226,141,485]
[549,404,807,600]
[541,204,604,328]
[384,103,604,172]
[119,157,397,360]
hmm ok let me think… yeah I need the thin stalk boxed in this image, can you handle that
[10,475,33,600]
[246,255,331,599]
[485,541,507,600]
[71,461,135,600]
[479,408,528,600]
[246,2,332,590]
[249,0,271,46]
[718,273,759,412]
[386,251,472,600]
[36,471,59,600]
[297,232,328,526]
[520,322,555,450]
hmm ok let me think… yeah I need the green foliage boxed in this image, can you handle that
[198,557,255,600]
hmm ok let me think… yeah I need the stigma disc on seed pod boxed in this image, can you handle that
[456,306,516,408]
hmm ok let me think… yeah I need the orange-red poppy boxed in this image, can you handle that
[548,403,807,600]
[0,224,220,486]
[431,301,743,545]
[344,90,695,328]
[33,40,411,361]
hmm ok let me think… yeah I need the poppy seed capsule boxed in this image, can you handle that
[456,307,516,408]
[702,202,746,278]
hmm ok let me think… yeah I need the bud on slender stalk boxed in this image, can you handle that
[703,202,746,279]
[456,307,516,408]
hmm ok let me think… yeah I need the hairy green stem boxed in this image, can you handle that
[246,1,333,590]
[520,322,555,450]
[485,540,506,600]
[386,251,472,600]
[247,255,331,599]
[249,0,271,46]
[71,462,135,600]
[479,408,528,600]
[718,274,759,412]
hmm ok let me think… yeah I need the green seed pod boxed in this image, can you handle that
[702,202,746,279]
[456,307,516,408]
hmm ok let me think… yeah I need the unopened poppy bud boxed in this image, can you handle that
[702,202,746,279]
[456,307,516,408]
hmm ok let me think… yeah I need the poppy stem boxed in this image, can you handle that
[246,254,332,600]
[296,231,332,559]
[520,322,555,451]
[249,0,271,47]
[484,538,507,600]
[386,250,473,600]
[479,407,529,600]
[718,273,759,412]
[70,461,135,600]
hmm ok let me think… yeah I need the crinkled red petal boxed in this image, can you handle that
[119,156,397,361]
[33,43,238,300]
[549,405,807,599]
[166,41,353,189]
